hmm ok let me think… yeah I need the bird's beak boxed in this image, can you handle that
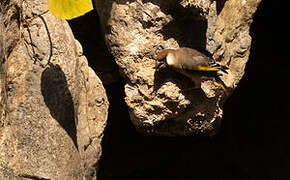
[155,59,167,72]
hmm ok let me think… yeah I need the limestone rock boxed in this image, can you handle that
[95,0,261,136]
[0,0,108,179]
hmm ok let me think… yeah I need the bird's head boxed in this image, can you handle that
[155,57,168,72]
[155,49,176,72]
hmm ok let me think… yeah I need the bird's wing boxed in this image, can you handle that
[179,54,214,71]
[177,49,221,72]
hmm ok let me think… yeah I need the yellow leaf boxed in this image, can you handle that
[49,0,93,20]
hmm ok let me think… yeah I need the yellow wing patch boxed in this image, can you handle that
[49,0,93,20]
[196,65,220,71]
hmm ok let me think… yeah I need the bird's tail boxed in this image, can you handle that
[196,63,228,74]
[209,63,229,74]
[215,77,229,95]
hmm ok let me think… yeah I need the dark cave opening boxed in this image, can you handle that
[69,0,288,179]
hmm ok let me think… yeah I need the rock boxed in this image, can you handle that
[0,0,109,179]
[95,0,261,136]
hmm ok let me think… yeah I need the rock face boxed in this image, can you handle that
[95,0,261,136]
[0,0,108,179]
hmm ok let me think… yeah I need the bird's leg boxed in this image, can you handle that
[178,71,202,92]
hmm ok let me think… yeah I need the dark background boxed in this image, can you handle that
[71,0,289,179]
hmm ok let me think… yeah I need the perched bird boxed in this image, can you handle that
[155,47,228,92]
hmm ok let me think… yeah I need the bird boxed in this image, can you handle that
[155,47,228,93]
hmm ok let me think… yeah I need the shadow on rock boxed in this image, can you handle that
[41,64,77,149]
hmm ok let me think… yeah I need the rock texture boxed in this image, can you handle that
[95,0,261,136]
[0,0,108,179]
